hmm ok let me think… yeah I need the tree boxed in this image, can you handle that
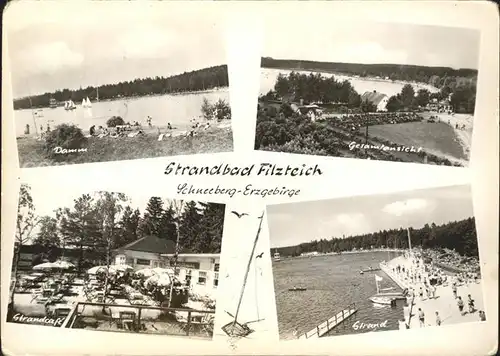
[386,95,403,112]
[416,89,430,107]
[201,97,214,120]
[139,197,165,238]
[115,206,141,248]
[10,184,40,310]
[400,84,416,108]
[93,191,128,304]
[177,201,203,251]
[194,202,225,253]
[360,100,377,113]
[57,194,102,272]
[33,216,60,260]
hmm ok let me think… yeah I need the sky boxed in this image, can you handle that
[264,20,480,70]
[267,185,474,248]
[6,9,227,98]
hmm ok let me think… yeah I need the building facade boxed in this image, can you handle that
[113,236,220,298]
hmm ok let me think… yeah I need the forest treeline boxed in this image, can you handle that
[15,184,225,272]
[261,57,477,86]
[13,65,229,110]
[272,217,478,258]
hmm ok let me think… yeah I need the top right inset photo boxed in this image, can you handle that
[255,21,480,167]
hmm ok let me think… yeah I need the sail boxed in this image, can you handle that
[82,99,86,107]
[375,275,383,282]
[86,97,92,107]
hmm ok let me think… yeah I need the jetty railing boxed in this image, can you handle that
[62,301,215,337]
[300,302,357,339]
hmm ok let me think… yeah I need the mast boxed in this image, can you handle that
[407,228,412,256]
[232,212,265,327]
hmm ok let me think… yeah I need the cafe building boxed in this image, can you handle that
[113,235,220,298]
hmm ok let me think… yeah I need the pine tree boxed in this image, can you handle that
[139,197,165,238]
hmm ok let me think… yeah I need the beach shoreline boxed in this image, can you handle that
[381,253,483,330]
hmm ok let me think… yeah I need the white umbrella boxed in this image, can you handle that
[33,262,57,270]
[52,260,75,269]
[87,266,109,275]
[136,268,155,278]
[152,267,175,275]
[111,264,133,272]
[145,274,172,287]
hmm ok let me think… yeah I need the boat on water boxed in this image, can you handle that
[64,100,76,111]
[273,250,281,262]
[49,98,57,109]
[369,296,396,306]
[82,97,92,109]
[288,287,307,292]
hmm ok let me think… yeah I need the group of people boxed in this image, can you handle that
[393,249,486,330]
[328,112,423,132]
[24,123,51,136]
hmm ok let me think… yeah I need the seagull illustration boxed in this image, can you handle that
[256,252,264,259]
[231,211,249,218]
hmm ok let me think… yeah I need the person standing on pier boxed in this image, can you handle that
[467,294,475,313]
[457,296,465,315]
[418,308,425,327]
[452,282,458,298]
[435,311,441,326]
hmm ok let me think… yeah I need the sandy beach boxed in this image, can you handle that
[435,113,473,160]
[383,255,484,329]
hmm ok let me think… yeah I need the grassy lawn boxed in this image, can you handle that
[367,122,466,160]
[17,127,233,168]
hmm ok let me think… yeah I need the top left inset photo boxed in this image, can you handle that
[5,4,233,168]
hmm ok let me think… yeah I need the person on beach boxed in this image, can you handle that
[167,122,173,130]
[25,124,30,135]
[478,310,486,321]
[40,125,44,132]
[46,124,51,132]
[419,287,424,300]
[467,294,475,313]
[452,282,457,298]
[436,311,441,326]
[457,296,465,315]
[418,308,425,327]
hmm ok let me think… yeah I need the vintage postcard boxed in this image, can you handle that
[6,183,224,339]
[267,185,485,339]
[256,21,479,167]
[6,9,232,168]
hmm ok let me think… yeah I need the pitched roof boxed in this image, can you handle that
[361,91,388,106]
[115,235,191,254]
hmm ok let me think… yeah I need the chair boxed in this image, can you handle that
[54,307,72,319]
[118,311,137,331]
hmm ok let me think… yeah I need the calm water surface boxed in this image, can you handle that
[273,251,404,339]
[15,90,229,136]
[260,68,439,98]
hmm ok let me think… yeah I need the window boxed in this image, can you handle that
[213,272,219,288]
[214,263,219,272]
[136,259,150,266]
[117,255,126,265]
[152,261,160,268]
[198,271,207,285]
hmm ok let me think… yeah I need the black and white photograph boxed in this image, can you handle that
[7,8,232,168]
[267,184,485,340]
[6,183,225,339]
[255,20,480,167]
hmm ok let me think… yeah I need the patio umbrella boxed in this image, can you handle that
[52,260,75,269]
[111,264,133,272]
[87,266,110,274]
[145,273,172,287]
[33,262,57,271]
[152,267,175,275]
[136,268,155,278]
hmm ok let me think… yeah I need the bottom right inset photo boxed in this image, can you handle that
[267,184,485,340]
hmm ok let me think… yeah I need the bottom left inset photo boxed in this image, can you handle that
[6,183,225,340]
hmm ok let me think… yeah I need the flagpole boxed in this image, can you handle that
[232,212,264,327]
[407,228,412,257]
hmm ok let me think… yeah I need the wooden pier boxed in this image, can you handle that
[298,304,357,339]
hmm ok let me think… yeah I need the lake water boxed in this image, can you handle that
[14,90,230,137]
[273,251,404,340]
[260,68,439,98]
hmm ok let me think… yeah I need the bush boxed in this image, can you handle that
[106,116,125,127]
[44,124,88,158]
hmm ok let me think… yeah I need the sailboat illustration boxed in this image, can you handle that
[222,212,266,338]
[64,99,76,111]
